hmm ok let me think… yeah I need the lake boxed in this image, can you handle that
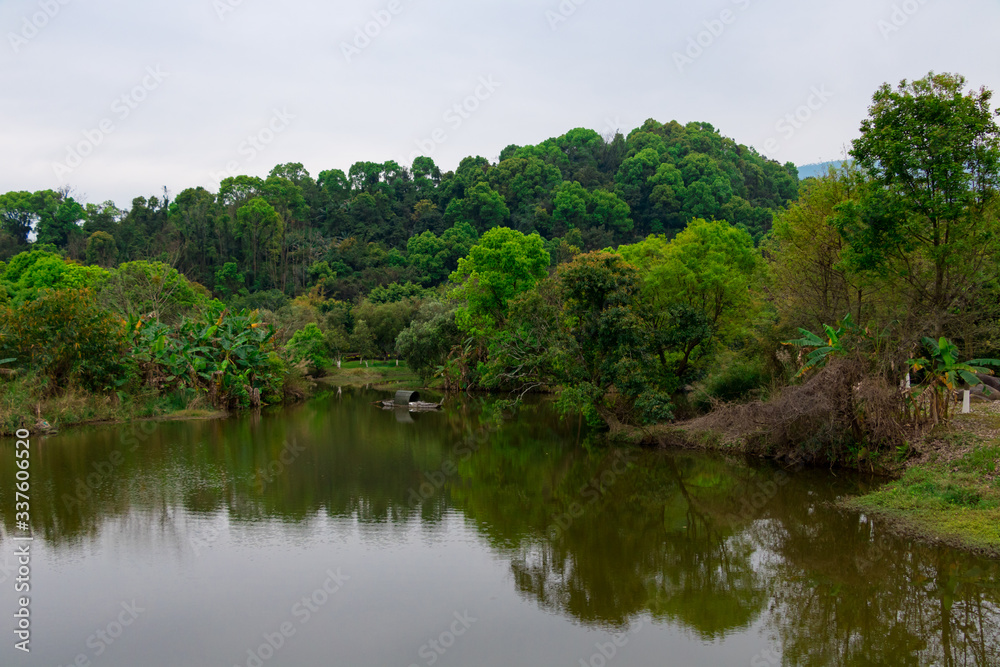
[1,387,998,666]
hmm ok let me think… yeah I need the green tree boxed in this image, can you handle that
[367,281,425,304]
[0,191,36,247]
[487,156,562,226]
[99,260,209,323]
[235,197,283,283]
[218,175,264,217]
[619,219,760,376]
[588,189,633,233]
[214,262,245,299]
[169,187,220,286]
[0,288,130,393]
[34,191,86,249]
[556,251,673,427]
[768,166,888,331]
[82,201,123,237]
[411,199,442,233]
[614,148,659,214]
[552,181,589,230]
[838,72,1000,334]
[353,298,421,359]
[450,227,550,334]
[348,161,384,193]
[406,231,447,285]
[0,250,108,303]
[85,231,118,268]
[445,182,510,233]
[395,300,460,382]
[286,322,329,375]
[411,157,442,199]
[349,319,376,362]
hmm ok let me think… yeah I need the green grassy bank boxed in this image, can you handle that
[0,375,229,435]
[844,403,1000,557]
[315,359,421,390]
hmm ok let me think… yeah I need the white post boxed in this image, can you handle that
[905,373,911,390]
[963,390,971,414]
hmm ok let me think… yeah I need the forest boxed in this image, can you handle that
[2,71,998,470]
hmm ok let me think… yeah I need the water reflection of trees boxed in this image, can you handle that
[3,389,999,664]
[471,452,770,636]
[757,499,1000,666]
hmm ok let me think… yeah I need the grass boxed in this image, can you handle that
[844,404,1000,556]
[317,359,421,388]
[0,375,230,435]
[0,375,172,434]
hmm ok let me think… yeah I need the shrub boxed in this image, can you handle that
[696,357,772,409]
[286,323,329,375]
[0,288,130,393]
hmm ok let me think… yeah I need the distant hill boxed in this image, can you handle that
[797,160,848,179]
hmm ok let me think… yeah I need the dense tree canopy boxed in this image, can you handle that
[0,119,797,308]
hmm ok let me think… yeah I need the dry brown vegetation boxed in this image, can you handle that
[652,359,915,466]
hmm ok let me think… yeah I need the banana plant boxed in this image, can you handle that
[783,313,860,377]
[128,305,280,408]
[908,337,1000,423]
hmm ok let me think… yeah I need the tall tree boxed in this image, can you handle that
[838,72,1000,334]
[235,197,283,284]
[169,187,220,285]
[0,191,36,248]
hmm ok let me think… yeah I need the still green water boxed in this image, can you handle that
[1,388,998,666]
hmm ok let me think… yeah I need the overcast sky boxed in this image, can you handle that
[1,0,997,208]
